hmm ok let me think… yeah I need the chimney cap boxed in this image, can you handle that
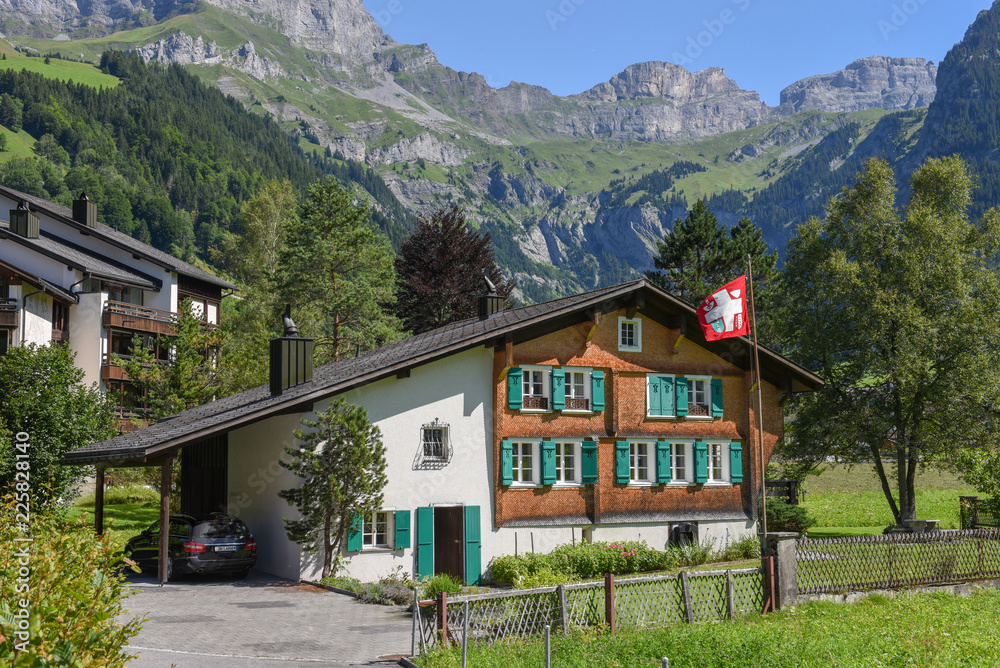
[17,200,28,211]
[484,273,498,296]
[281,305,299,337]
[78,191,89,201]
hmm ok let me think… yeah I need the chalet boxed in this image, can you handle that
[0,186,235,427]
[64,279,822,584]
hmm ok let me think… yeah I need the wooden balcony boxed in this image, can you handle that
[102,301,177,336]
[0,298,17,329]
[51,328,69,343]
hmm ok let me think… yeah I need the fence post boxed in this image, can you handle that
[411,588,418,658]
[604,573,616,633]
[437,591,448,646]
[557,584,569,633]
[680,571,693,624]
[725,570,735,620]
[760,556,775,614]
[461,601,468,668]
[770,533,799,610]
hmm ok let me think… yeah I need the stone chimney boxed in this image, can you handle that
[9,201,39,239]
[269,306,314,396]
[478,274,506,320]
[72,192,97,228]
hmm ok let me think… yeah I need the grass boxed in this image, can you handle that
[418,589,1000,667]
[60,500,159,551]
[0,51,119,88]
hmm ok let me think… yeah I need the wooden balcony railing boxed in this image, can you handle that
[0,298,17,328]
[102,300,177,336]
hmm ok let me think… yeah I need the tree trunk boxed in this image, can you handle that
[872,443,901,526]
[322,512,333,579]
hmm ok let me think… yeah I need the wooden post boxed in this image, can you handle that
[726,569,735,620]
[437,591,448,646]
[557,584,569,633]
[94,466,105,536]
[680,571,694,624]
[157,456,173,585]
[761,556,776,614]
[604,572,616,633]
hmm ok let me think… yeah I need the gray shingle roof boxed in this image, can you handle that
[63,279,824,465]
[0,186,235,290]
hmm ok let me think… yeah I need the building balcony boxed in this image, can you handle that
[102,300,177,336]
[0,298,17,328]
[51,327,69,343]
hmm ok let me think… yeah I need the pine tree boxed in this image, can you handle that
[395,205,514,334]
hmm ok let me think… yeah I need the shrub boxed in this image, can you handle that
[717,534,762,561]
[73,484,159,507]
[421,573,463,599]
[669,539,714,567]
[767,498,816,533]
[489,541,677,585]
[0,495,143,665]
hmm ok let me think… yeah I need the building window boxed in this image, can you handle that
[618,317,642,352]
[422,420,448,460]
[671,441,691,483]
[647,373,676,417]
[630,442,653,484]
[105,283,143,306]
[512,441,537,485]
[521,367,550,411]
[109,331,169,363]
[52,301,69,335]
[564,369,591,411]
[687,376,711,417]
[363,511,391,549]
[555,441,579,484]
[707,442,725,482]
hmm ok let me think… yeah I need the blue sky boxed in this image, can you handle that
[361,0,993,105]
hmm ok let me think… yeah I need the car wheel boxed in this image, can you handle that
[164,556,174,581]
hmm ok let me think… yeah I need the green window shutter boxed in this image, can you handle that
[711,378,724,418]
[464,505,482,585]
[540,439,556,485]
[675,377,689,417]
[591,370,605,411]
[729,442,744,484]
[581,440,598,484]
[507,367,523,410]
[656,441,672,484]
[394,510,411,549]
[694,441,708,483]
[415,506,434,579]
[662,376,675,417]
[346,514,363,552]
[551,368,565,410]
[649,375,662,416]
[614,441,630,484]
[500,440,513,486]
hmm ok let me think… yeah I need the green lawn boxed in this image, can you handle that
[418,589,1000,667]
[61,501,159,550]
[0,52,119,88]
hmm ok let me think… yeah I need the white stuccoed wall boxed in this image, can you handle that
[18,290,53,347]
[70,291,106,388]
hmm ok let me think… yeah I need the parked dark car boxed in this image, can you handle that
[124,513,257,579]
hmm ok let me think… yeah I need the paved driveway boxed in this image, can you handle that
[121,572,412,667]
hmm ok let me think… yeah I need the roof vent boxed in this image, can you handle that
[72,192,97,228]
[478,275,506,320]
[9,201,39,239]
[270,306,313,396]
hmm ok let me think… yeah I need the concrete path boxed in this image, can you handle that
[120,572,413,667]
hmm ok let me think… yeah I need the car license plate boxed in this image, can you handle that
[215,545,238,552]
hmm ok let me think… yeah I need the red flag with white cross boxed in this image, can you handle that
[697,276,750,341]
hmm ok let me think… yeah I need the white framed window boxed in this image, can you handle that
[630,441,654,484]
[706,441,729,484]
[555,441,580,484]
[422,421,448,460]
[670,441,692,484]
[521,366,551,411]
[618,316,642,352]
[686,375,712,418]
[564,368,592,412]
[512,440,538,485]
[363,511,393,549]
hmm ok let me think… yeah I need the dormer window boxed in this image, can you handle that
[618,316,642,352]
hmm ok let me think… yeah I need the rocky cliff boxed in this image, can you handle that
[778,56,937,114]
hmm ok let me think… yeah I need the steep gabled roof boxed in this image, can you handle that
[0,185,235,290]
[63,279,823,466]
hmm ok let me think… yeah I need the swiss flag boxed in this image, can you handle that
[697,276,750,341]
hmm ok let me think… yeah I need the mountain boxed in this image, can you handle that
[4,0,993,302]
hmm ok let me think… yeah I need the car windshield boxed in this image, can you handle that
[193,520,249,540]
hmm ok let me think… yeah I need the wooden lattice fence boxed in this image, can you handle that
[795,529,1000,595]
[414,567,763,651]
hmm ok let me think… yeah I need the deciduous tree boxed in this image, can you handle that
[279,399,387,579]
[780,156,1000,526]
[395,205,514,334]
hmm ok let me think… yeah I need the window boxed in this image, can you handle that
[422,421,448,460]
[105,283,143,306]
[110,331,169,363]
[630,442,653,484]
[564,369,591,411]
[687,376,711,417]
[512,441,537,485]
[618,317,642,352]
[647,374,675,417]
[363,511,391,549]
[52,301,69,332]
[555,441,579,484]
[521,366,550,410]
[671,441,691,483]
[707,442,726,482]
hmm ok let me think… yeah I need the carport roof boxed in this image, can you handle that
[63,278,824,466]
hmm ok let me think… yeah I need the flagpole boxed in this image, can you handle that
[747,255,768,555]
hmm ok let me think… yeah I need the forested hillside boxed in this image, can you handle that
[0,51,415,262]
